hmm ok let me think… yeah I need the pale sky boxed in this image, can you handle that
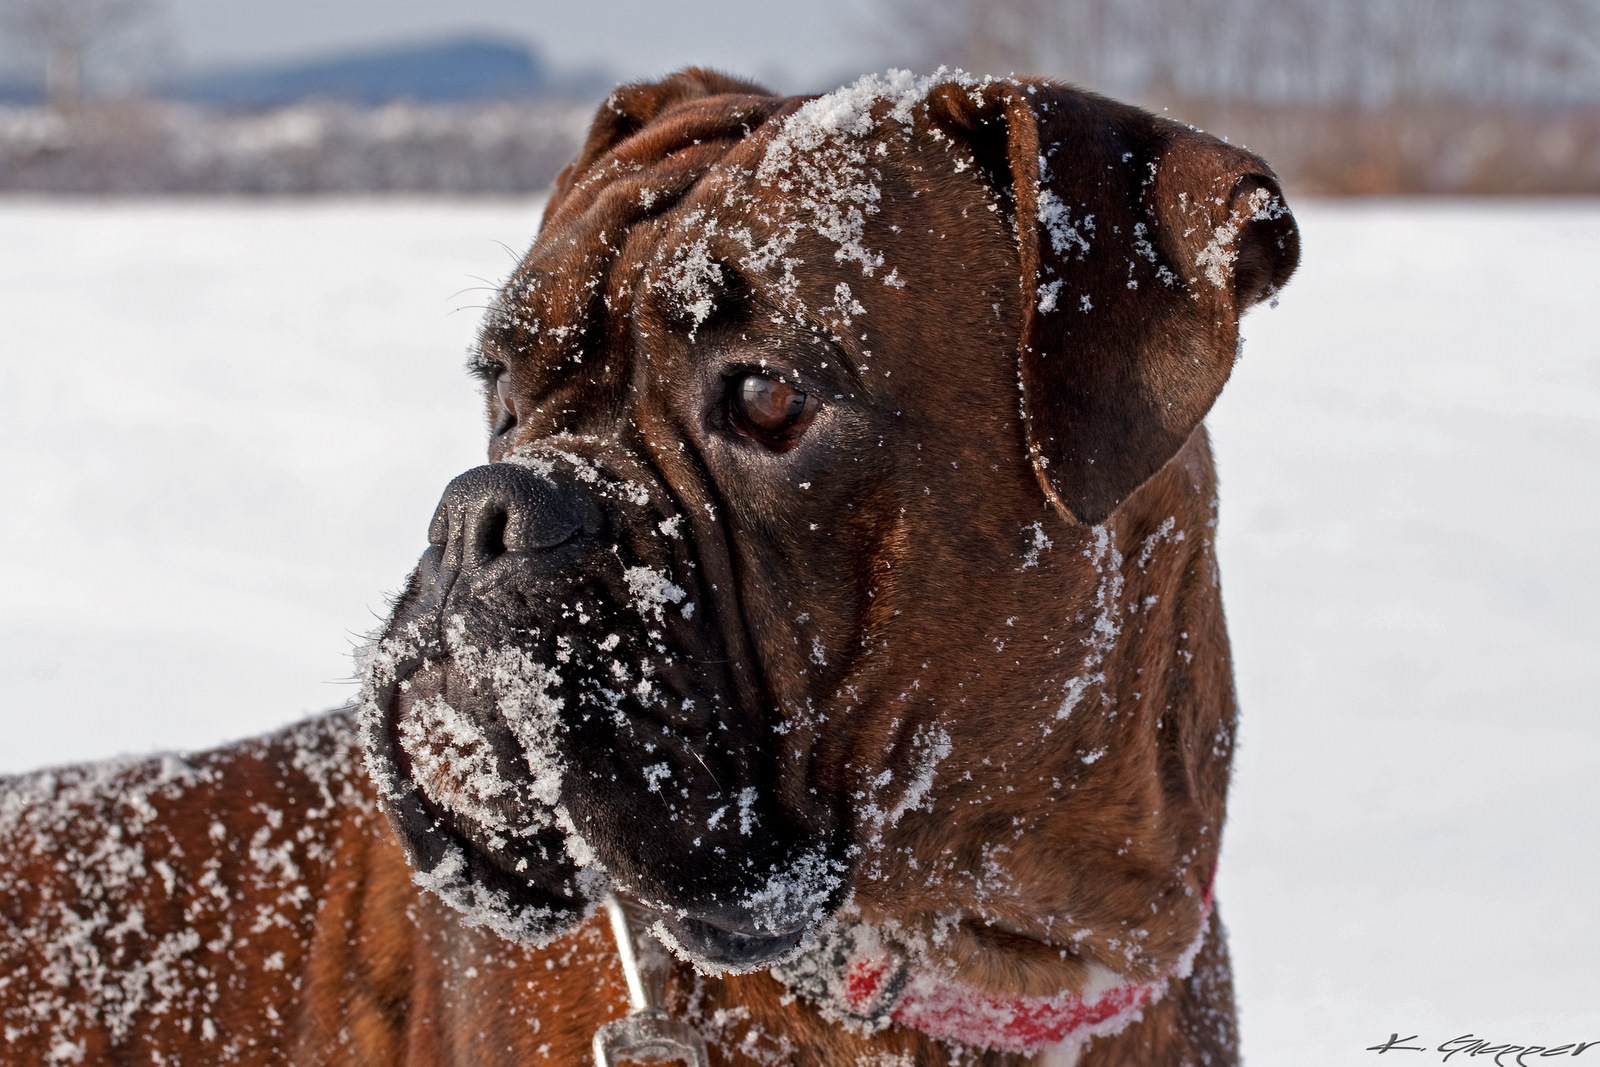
[158,0,901,93]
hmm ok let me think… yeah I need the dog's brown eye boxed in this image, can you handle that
[494,370,517,433]
[728,374,818,450]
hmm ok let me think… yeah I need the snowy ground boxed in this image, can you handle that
[1,198,1596,1061]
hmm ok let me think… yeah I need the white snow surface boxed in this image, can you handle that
[0,198,537,771]
[1,197,1598,1060]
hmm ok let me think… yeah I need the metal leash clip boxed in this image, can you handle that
[592,893,710,1067]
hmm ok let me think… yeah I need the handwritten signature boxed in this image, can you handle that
[1368,1034,1596,1065]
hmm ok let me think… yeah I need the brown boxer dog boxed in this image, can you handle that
[0,69,1297,1065]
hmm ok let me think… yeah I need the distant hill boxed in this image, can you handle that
[0,79,43,106]
[164,37,610,109]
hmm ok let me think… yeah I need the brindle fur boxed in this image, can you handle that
[1,69,1297,1066]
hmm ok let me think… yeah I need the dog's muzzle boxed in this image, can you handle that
[362,456,846,966]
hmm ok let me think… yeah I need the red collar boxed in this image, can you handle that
[772,884,1215,1055]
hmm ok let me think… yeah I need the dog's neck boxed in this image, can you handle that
[766,878,1216,1059]
[595,878,1217,1064]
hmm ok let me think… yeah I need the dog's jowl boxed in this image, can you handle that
[1,69,1298,1066]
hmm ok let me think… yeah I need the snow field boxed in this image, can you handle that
[0,199,541,770]
[1213,200,1600,1060]
[0,197,1595,1060]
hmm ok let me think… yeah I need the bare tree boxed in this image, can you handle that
[1,0,158,108]
[878,0,1125,85]
[876,0,1600,107]
[1508,0,1600,102]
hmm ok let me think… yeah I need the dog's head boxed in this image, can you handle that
[360,69,1298,987]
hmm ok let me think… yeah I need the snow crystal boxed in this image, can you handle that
[758,70,949,178]
[1129,221,1177,288]
[856,1053,917,1067]
[357,611,602,945]
[752,69,983,292]
[408,841,580,945]
[1055,526,1124,720]
[1194,186,1281,291]
[831,281,866,324]
[738,846,844,941]
[881,723,952,829]
[653,214,724,336]
[1134,516,1184,571]
[397,691,515,831]
[624,565,688,623]
[1021,521,1054,569]
[1037,190,1092,258]
[736,786,758,836]
[642,762,672,792]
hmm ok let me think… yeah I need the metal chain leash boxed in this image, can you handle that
[592,893,710,1067]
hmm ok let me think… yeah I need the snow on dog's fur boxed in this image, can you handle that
[1,68,1296,1066]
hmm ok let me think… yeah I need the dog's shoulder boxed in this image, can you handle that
[0,712,636,1063]
[0,712,372,1060]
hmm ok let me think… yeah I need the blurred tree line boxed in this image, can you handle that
[2,0,1598,192]
[0,0,163,108]
[887,0,1599,108]
[0,0,598,193]
[882,0,1600,192]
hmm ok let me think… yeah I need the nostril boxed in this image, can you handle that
[472,506,510,564]
[431,463,602,574]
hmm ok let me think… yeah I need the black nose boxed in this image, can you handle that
[428,463,601,573]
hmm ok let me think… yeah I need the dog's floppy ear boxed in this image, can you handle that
[547,68,773,218]
[926,80,1300,525]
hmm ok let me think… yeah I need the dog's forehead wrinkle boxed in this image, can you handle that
[733,73,1004,325]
